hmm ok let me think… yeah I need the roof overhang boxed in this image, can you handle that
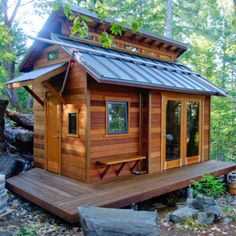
[19,7,188,72]
[6,62,67,89]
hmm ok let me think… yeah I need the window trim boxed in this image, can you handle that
[67,109,79,137]
[105,97,131,137]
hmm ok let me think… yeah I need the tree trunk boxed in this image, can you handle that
[165,0,173,38]
[5,110,33,131]
[0,100,9,154]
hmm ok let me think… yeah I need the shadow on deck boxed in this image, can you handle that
[6,160,236,223]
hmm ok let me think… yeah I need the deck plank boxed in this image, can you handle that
[6,160,236,223]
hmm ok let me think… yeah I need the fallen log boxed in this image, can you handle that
[5,110,33,131]
[4,124,33,154]
[78,206,160,236]
[0,100,9,154]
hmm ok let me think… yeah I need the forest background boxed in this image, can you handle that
[0,0,235,161]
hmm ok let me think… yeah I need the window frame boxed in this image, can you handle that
[67,109,79,137]
[105,97,131,136]
[47,49,59,61]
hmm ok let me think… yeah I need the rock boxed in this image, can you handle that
[197,211,215,224]
[206,204,221,220]
[203,196,216,205]
[170,194,221,224]
[0,232,13,236]
[170,206,199,223]
[164,213,171,222]
[78,205,160,236]
[188,195,204,210]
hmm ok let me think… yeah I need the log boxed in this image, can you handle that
[78,206,160,236]
[5,110,33,131]
[0,100,9,154]
[4,124,33,154]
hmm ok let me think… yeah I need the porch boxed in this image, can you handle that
[6,160,236,223]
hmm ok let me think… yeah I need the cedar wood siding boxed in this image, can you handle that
[89,81,141,182]
[33,45,88,182]
[204,96,211,161]
[149,91,162,173]
[32,45,211,183]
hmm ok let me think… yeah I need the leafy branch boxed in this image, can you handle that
[56,2,143,48]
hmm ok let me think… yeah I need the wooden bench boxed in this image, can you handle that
[97,155,146,179]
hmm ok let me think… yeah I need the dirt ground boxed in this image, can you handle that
[0,190,236,235]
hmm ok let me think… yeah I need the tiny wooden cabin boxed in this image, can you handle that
[7,7,227,184]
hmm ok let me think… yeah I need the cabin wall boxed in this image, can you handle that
[204,96,211,161]
[33,45,70,168]
[149,91,162,173]
[88,81,142,183]
[33,45,88,182]
[61,63,87,181]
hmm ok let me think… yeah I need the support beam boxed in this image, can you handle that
[43,81,66,104]
[23,86,44,107]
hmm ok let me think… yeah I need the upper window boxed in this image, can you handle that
[68,112,78,136]
[48,49,59,61]
[124,45,139,52]
[108,101,128,134]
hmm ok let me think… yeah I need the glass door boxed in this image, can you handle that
[162,94,203,170]
[184,99,202,165]
[162,96,184,170]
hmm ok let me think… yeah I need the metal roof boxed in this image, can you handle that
[51,34,227,96]
[6,62,67,88]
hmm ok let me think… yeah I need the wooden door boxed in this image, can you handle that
[46,94,61,173]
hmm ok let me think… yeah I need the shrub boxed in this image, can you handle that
[14,225,38,236]
[183,217,206,231]
[191,174,226,197]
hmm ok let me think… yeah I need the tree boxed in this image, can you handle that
[165,0,172,38]
[0,0,30,111]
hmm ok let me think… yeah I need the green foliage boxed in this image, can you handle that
[130,18,143,33]
[14,225,38,236]
[222,206,236,222]
[110,21,126,36]
[98,32,113,48]
[165,197,177,207]
[191,175,226,197]
[183,217,206,231]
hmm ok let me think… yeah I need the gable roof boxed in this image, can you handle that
[70,6,188,50]
[19,6,188,72]
[50,34,226,96]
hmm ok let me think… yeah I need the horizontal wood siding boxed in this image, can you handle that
[34,45,70,69]
[33,83,46,168]
[204,96,211,161]
[149,91,162,173]
[89,82,141,182]
[61,63,87,181]
[33,45,87,181]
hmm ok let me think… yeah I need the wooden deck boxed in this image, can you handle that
[6,160,236,223]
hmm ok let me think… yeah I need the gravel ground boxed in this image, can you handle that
[1,190,236,235]
[0,191,82,235]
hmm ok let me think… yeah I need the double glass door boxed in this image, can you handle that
[162,94,203,170]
